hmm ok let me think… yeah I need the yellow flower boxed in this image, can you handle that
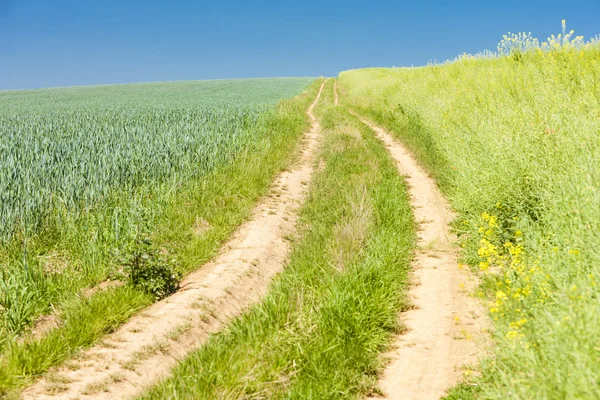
[506,330,520,339]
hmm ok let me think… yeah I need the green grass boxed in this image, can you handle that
[0,286,152,394]
[139,80,415,399]
[0,78,321,396]
[339,39,600,399]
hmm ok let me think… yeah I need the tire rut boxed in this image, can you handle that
[353,114,488,400]
[22,80,327,400]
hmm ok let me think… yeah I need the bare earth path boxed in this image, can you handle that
[353,115,487,400]
[22,81,326,400]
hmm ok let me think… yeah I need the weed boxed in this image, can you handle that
[122,239,181,300]
[166,323,192,341]
[82,380,109,395]
[109,372,125,383]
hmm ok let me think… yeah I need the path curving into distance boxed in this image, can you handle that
[354,113,488,400]
[22,80,326,400]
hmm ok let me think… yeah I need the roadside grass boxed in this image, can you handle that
[0,79,323,397]
[339,41,600,399]
[0,287,151,394]
[139,81,415,399]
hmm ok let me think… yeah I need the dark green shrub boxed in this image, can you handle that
[123,239,181,300]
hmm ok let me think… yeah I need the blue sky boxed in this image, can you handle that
[1,0,599,90]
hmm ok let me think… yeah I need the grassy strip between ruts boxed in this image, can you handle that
[0,79,324,398]
[139,79,415,399]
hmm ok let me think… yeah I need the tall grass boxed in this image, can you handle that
[339,24,600,399]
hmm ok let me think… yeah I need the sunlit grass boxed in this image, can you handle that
[340,24,600,399]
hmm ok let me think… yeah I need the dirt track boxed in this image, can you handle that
[22,81,326,400]
[355,115,487,400]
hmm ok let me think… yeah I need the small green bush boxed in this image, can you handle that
[123,239,181,300]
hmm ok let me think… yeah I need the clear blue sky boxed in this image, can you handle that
[1,0,599,90]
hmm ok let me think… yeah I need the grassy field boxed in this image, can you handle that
[339,32,600,399]
[139,80,415,399]
[0,78,318,394]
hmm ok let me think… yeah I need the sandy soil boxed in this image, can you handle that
[356,116,488,400]
[22,81,326,400]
